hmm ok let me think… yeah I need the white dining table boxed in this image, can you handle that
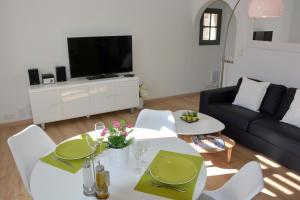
[30,129,207,200]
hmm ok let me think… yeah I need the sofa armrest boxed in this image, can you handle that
[200,86,237,114]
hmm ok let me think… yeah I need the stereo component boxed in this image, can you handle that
[56,66,67,82]
[28,68,40,85]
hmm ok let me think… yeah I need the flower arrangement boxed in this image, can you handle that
[101,120,134,149]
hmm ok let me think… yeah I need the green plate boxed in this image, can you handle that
[54,139,95,160]
[149,155,197,185]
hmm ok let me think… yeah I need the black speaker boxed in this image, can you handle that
[28,68,40,85]
[56,66,67,82]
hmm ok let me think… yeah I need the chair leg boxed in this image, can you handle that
[227,148,233,163]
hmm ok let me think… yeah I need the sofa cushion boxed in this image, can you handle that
[260,84,287,115]
[207,103,267,131]
[276,88,297,119]
[249,117,300,156]
[235,77,243,95]
[236,77,286,115]
[235,77,258,95]
[233,77,270,112]
[282,89,300,128]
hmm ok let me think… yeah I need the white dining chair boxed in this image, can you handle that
[7,125,56,195]
[135,109,177,133]
[198,161,264,200]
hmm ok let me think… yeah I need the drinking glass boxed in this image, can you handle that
[132,140,149,174]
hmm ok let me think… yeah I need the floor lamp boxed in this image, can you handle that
[219,0,283,88]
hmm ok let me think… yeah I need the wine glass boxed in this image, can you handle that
[140,141,150,167]
[94,122,105,144]
[85,134,97,152]
[132,140,149,174]
[95,121,105,130]
[94,122,107,161]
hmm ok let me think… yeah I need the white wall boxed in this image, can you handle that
[2,0,299,124]
[192,0,300,90]
[0,0,208,123]
[224,0,300,89]
[253,0,294,43]
[252,0,300,43]
[289,0,300,43]
[191,0,235,89]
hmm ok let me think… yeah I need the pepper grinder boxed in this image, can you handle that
[95,161,110,199]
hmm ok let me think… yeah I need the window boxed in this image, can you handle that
[199,8,222,45]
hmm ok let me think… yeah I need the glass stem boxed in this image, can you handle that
[91,155,96,181]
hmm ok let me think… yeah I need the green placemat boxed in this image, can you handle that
[134,150,203,200]
[40,141,106,174]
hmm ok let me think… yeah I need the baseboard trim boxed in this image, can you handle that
[144,92,200,104]
[0,119,33,128]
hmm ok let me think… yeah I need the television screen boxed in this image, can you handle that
[68,36,132,78]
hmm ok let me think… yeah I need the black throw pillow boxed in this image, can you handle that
[275,88,297,119]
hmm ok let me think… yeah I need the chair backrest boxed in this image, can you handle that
[135,109,176,133]
[218,161,264,200]
[7,125,56,194]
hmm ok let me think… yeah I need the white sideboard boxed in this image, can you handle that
[28,76,139,127]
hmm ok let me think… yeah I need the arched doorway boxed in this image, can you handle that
[193,0,237,88]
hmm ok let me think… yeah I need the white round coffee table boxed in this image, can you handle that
[174,110,225,135]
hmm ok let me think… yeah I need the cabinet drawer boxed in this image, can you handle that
[90,82,116,114]
[30,90,62,124]
[61,86,90,118]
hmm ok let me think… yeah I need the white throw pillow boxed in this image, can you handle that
[281,89,300,128]
[233,77,270,112]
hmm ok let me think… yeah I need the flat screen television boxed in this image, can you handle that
[67,35,132,78]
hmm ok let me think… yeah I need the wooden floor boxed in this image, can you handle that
[1,93,299,200]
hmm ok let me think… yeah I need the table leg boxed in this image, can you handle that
[227,148,232,163]
[41,123,45,129]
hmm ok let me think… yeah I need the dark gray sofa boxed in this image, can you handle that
[200,78,300,171]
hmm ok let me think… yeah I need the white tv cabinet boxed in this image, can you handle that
[28,76,139,128]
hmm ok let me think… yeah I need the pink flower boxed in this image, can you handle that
[112,120,120,129]
[100,128,108,137]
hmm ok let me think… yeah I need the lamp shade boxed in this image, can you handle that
[248,0,283,18]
